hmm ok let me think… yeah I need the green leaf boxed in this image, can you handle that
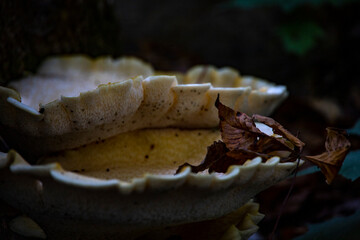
[294,209,360,240]
[278,21,324,56]
[228,0,359,11]
[338,150,360,181]
[338,120,360,181]
[297,165,319,177]
[347,119,360,136]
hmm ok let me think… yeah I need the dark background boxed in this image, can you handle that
[1,0,360,239]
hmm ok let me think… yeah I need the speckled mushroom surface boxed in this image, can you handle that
[0,55,295,240]
[0,55,288,159]
[39,128,221,181]
[0,146,301,239]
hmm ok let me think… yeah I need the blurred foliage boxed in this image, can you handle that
[347,119,360,136]
[294,209,360,240]
[340,120,360,181]
[298,119,360,182]
[228,0,358,56]
[278,21,324,56]
[1,1,359,239]
[339,150,360,181]
[229,0,359,11]
[279,119,360,239]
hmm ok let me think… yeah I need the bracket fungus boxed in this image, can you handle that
[0,55,297,240]
[0,55,288,160]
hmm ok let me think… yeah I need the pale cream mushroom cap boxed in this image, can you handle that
[0,56,293,239]
[0,142,301,239]
[0,55,288,159]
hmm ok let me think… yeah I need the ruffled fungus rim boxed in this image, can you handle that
[0,56,288,159]
[1,150,302,195]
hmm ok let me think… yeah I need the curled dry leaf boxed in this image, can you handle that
[176,141,229,174]
[304,128,351,184]
[177,95,351,184]
[252,114,305,153]
[177,96,305,173]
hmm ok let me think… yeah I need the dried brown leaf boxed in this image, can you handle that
[216,96,301,157]
[176,141,230,173]
[176,97,351,184]
[215,97,260,151]
[226,149,270,162]
[252,114,305,153]
[325,128,351,152]
[219,122,258,151]
[177,96,305,174]
[304,127,351,184]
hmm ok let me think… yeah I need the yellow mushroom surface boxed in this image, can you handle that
[40,128,221,181]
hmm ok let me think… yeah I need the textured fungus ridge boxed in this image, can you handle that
[0,55,293,239]
[0,149,300,239]
[0,55,288,159]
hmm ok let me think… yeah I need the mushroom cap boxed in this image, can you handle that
[0,55,288,160]
[0,146,301,239]
[0,55,291,239]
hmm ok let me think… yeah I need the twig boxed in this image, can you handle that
[269,156,301,240]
